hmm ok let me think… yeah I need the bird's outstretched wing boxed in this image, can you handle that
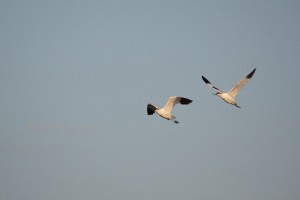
[163,96,192,114]
[228,68,256,98]
[202,76,222,93]
[147,104,158,115]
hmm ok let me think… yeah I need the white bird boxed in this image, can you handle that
[147,96,192,124]
[202,68,256,108]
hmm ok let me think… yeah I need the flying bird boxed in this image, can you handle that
[202,68,256,108]
[147,96,192,124]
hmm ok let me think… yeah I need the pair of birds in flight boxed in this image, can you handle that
[147,68,256,124]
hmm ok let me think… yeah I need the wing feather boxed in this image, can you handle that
[147,104,157,115]
[228,68,256,98]
[163,96,192,114]
[202,76,222,93]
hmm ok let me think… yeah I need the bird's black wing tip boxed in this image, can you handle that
[147,104,156,115]
[180,97,192,105]
[201,76,210,84]
[246,68,256,79]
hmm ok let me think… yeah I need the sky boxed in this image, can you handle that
[1,0,300,200]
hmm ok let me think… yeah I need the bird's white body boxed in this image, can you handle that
[155,109,176,121]
[147,96,192,124]
[217,93,240,107]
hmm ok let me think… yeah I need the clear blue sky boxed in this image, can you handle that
[1,0,300,200]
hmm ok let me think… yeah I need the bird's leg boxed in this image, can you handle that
[170,116,179,124]
[235,103,241,108]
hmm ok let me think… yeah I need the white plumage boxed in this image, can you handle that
[202,68,256,108]
[147,96,192,124]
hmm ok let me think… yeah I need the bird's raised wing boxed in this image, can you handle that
[228,68,256,98]
[202,76,222,93]
[147,104,158,115]
[163,96,192,114]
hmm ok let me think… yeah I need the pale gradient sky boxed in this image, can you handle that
[1,0,300,200]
